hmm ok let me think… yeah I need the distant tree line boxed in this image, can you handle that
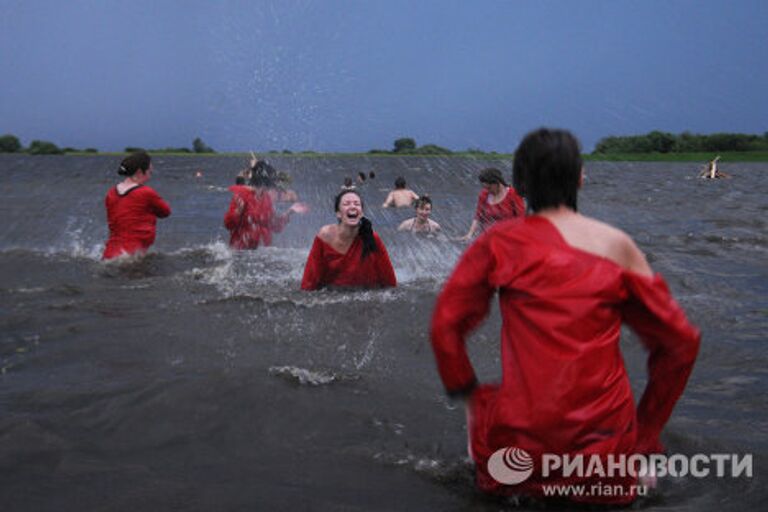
[0,134,215,155]
[366,137,502,156]
[368,137,454,155]
[594,131,768,154]
[125,137,215,154]
[0,134,96,154]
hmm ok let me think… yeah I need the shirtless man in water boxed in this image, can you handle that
[382,176,420,208]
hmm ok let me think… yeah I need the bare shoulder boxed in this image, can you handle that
[398,218,413,231]
[583,217,652,276]
[317,224,337,244]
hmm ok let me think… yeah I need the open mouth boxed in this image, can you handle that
[345,210,360,221]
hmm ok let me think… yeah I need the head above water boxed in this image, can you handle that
[394,176,406,189]
[478,167,507,187]
[414,195,432,210]
[249,165,275,188]
[333,189,377,258]
[513,128,582,213]
[334,189,363,213]
[118,151,151,177]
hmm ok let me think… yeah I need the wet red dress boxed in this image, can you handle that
[103,185,171,259]
[224,186,288,249]
[475,187,525,231]
[431,216,700,504]
[301,233,397,290]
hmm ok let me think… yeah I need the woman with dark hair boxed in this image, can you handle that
[301,190,396,290]
[103,151,171,259]
[460,167,524,241]
[397,195,441,235]
[431,128,700,505]
[382,176,419,208]
[224,167,306,250]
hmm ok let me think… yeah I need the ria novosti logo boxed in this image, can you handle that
[487,447,534,484]
[487,447,753,485]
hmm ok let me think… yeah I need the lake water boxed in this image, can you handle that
[0,154,766,510]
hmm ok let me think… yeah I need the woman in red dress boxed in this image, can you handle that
[460,167,525,241]
[224,169,306,250]
[301,190,396,290]
[431,129,700,505]
[103,151,171,260]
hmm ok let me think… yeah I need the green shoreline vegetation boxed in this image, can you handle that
[1,132,768,162]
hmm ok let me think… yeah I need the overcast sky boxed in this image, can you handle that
[1,0,766,152]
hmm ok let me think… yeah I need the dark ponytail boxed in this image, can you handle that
[358,216,378,260]
[118,151,151,177]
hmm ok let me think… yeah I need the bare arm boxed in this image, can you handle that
[460,219,480,241]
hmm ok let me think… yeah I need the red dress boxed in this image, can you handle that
[431,216,700,504]
[475,187,525,231]
[301,233,397,290]
[103,185,171,259]
[224,186,288,249]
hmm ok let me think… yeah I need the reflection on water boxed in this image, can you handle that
[0,155,766,510]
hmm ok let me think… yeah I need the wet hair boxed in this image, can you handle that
[235,176,246,185]
[414,195,432,209]
[478,167,507,187]
[513,128,582,212]
[334,190,378,259]
[118,151,151,176]
[394,176,406,189]
[249,164,275,188]
[368,171,376,179]
[343,177,354,187]
[251,160,277,184]
[357,172,366,182]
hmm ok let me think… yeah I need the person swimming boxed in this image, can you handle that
[698,156,730,179]
[301,190,396,290]
[341,177,356,191]
[102,151,171,260]
[397,195,441,235]
[431,128,700,505]
[271,171,300,203]
[382,176,419,208]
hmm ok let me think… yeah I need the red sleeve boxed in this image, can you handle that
[621,273,701,453]
[146,188,171,218]
[373,233,397,287]
[224,195,244,230]
[301,237,327,290]
[430,233,496,396]
[510,188,525,217]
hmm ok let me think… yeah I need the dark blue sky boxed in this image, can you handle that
[1,0,766,152]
